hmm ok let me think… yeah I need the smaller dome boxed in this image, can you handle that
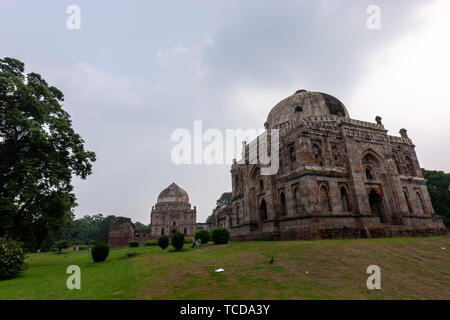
[157,183,189,203]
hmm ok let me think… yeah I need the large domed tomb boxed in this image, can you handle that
[230,90,447,240]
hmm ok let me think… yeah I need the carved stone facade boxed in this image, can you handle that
[230,90,447,240]
[206,204,233,230]
[108,183,205,248]
[150,183,198,238]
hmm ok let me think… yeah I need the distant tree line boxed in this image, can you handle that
[422,169,450,227]
[40,214,149,250]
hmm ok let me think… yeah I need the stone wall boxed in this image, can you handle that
[108,217,135,248]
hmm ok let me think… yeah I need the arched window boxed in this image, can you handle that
[366,167,375,180]
[259,179,264,192]
[280,192,287,216]
[279,149,283,168]
[293,187,301,214]
[259,199,268,221]
[161,228,164,235]
[289,144,296,167]
[235,205,240,224]
[312,144,323,166]
[405,156,415,176]
[319,186,332,211]
[403,190,413,214]
[416,192,426,214]
[184,228,187,235]
[393,154,402,175]
[331,144,341,167]
[363,153,378,163]
[340,187,351,212]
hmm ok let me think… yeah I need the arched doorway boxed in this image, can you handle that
[259,199,267,221]
[280,192,287,216]
[369,190,387,223]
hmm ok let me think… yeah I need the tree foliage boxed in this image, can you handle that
[423,169,450,227]
[0,57,96,250]
[54,240,71,253]
[158,235,169,250]
[195,229,210,244]
[211,227,230,244]
[0,238,27,280]
[134,222,150,231]
[171,232,184,250]
[91,242,110,263]
[212,192,232,214]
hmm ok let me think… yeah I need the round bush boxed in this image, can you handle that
[129,240,139,247]
[211,227,230,244]
[194,229,210,244]
[158,235,169,250]
[184,237,194,244]
[55,240,71,253]
[171,232,184,251]
[91,242,110,263]
[0,238,27,280]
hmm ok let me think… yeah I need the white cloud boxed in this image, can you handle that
[47,62,142,109]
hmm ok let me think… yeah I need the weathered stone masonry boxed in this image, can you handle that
[229,90,447,240]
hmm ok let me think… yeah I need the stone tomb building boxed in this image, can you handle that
[108,183,202,248]
[150,183,198,238]
[230,90,447,240]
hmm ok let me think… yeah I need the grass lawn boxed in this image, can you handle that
[1,236,449,300]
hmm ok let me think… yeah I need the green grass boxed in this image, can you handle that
[1,236,449,300]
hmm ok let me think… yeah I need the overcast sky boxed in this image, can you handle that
[1,0,449,224]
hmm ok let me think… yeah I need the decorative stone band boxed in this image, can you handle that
[272,115,387,137]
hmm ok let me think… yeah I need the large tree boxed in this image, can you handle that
[212,192,232,214]
[0,57,96,249]
[422,169,450,227]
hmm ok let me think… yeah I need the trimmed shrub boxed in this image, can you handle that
[158,235,169,250]
[78,245,89,250]
[194,229,210,244]
[144,240,158,246]
[55,240,71,253]
[211,227,230,244]
[129,240,139,247]
[184,238,194,244]
[91,242,110,263]
[171,232,184,251]
[0,238,27,280]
